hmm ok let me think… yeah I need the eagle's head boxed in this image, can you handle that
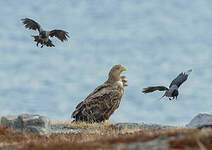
[107,64,128,83]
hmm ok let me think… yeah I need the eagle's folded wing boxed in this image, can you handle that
[71,83,110,118]
[72,83,123,122]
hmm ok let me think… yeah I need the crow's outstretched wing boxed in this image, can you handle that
[142,86,168,93]
[21,18,41,32]
[49,30,69,42]
[169,69,192,88]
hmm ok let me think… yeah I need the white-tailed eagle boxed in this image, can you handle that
[72,64,128,122]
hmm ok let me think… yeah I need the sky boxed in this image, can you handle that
[0,0,212,125]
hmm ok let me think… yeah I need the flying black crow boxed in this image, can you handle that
[142,69,192,100]
[21,18,69,48]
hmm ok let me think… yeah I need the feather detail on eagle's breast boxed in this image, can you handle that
[71,65,127,123]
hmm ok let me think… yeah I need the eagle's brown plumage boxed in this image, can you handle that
[71,64,128,123]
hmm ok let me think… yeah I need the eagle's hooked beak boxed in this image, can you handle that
[121,66,128,72]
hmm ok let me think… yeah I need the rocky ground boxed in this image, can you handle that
[0,113,212,150]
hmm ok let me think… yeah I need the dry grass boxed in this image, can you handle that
[53,121,115,131]
[0,123,212,150]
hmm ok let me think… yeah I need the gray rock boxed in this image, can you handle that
[114,137,170,150]
[115,123,172,131]
[18,114,51,129]
[1,114,51,135]
[186,113,212,128]
[1,115,22,130]
[24,126,49,135]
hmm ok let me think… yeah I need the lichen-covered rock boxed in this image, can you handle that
[24,126,50,135]
[50,124,85,134]
[0,114,51,135]
[186,113,212,128]
[115,123,172,131]
[18,114,51,129]
[1,115,22,130]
